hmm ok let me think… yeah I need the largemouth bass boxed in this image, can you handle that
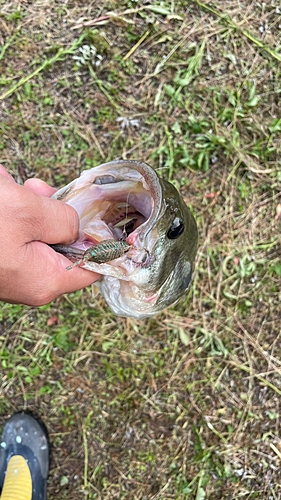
[52,160,198,319]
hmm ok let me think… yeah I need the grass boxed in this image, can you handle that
[0,0,281,498]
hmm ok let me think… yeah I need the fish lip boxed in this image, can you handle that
[129,248,155,268]
[101,160,163,239]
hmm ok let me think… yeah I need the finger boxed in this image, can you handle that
[52,252,101,297]
[24,242,101,306]
[0,164,15,180]
[35,196,80,245]
[24,178,57,197]
[1,177,80,245]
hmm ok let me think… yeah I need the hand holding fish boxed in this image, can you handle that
[0,164,100,306]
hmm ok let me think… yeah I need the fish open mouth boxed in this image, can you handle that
[51,161,164,316]
[76,189,150,251]
[54,161,162,259]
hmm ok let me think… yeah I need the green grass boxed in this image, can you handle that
[0,0,281,498]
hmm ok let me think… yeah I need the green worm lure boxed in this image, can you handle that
[66,239,133,270]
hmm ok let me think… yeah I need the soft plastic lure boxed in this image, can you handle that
[66,239,133,270]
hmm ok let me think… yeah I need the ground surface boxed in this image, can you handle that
[0,1,281,498]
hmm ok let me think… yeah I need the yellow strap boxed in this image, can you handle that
[1,455,32,500]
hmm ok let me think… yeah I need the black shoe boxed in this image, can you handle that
[0,412,49,500]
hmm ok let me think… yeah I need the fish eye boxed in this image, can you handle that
[167,217,184,239]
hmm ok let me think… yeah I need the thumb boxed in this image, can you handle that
[0,175,79,246]
[30,195,80,245]
[24,178,57,197]
[1,176,81,245]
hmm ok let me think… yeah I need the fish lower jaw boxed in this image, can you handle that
[101,276,159,319]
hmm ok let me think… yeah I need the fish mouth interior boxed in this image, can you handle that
[68,171,155,251]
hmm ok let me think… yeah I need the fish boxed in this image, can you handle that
[51,160,198,319]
